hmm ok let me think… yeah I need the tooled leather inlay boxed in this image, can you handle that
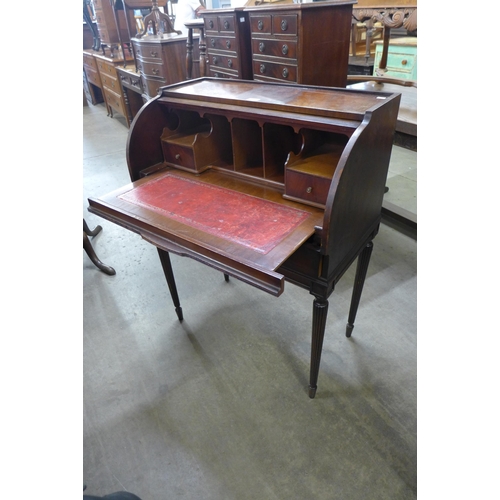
[119,173,309,254]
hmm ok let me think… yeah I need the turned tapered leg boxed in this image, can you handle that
[157,248,183,321]
[309,297,329,398]
[346,241,373,337]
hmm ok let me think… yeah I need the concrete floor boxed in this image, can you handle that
[83,102,417,500]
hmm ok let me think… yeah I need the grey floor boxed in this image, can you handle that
[83,102,417,500]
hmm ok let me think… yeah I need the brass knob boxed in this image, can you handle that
[257,20,264,30]
[282,68,289,78]
[401,59,408,66]
[208,20,214,29]
[259,42,265,52]
[213,56,219,65]
[282,44,288,55]
[211,38,215,47]
[281,19,288,31]
[224,20,230,29]
[260,64,266,74]
[306,187,312,193]
[228,59,233,68]
[150,51,158,57]
[226,40,231,49]
[152,68,159,75]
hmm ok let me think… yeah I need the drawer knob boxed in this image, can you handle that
[259,42,265,53]
[259,64,266,74]
[223,20,230,29]
[282,44,288,55]
[281,20,288,31]
[213,56,219,65]
[208,20,214,29]
[211,38,215,47]
[227,59,233,68]
[282,68,289,78]
[401,59,408,66]
[306,187,312,194]
[226,40,231,49]
[150,50,158,57]
[175,154,181,160]
[257,20,264,30]
[152,68,159,75]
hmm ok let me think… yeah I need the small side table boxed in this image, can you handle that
[185,19,206,79]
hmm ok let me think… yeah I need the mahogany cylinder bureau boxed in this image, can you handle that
[88,78,401,398]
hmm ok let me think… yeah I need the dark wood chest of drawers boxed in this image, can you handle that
[132,35,200,100]
[246,0,354,86]
[201,8,253,80]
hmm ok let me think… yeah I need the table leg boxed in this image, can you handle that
[186,27,194,79]
[157,248,184,321]
[346,241,373,337]
[308,297,329,398]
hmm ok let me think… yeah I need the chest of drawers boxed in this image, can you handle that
[246,0,354,86]
[91,0,130,49]
[83,50,104,105]
[94,53,132,126]
[132,35,200,100]
[201,8,252,80]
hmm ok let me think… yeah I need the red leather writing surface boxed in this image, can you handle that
[119,173,310,254]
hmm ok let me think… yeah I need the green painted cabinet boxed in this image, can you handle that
[373,37,417,80]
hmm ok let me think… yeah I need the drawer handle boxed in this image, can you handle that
[282,68,289,78]
[257,20,264,30]
[211,38,215,47]
[150,50,158,57]
[213,56,219,65]
[175,154,181,160]
[223,20,230,29]
[152,68,159,75]
[259,42,265,53]
[281,20,288,31]
[227,59,233,68]
[259,64,266,74]
[208,20,214,29]
[401,59,408,66]
[282,44,288,55]
[306,187,312,194]
[226,40,231,49]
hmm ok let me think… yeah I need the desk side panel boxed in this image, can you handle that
[321,93,401,274]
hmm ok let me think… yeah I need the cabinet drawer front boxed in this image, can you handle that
[204,16,219,32]
[118,72,143,93]
[252,39,297,59]
[208,35,237,52]
[162,143,196,170]
[83,54,97,70]
[85,67,102,87]
[100,73,120,93]
[285,169,330,206]
[385,52,416,72]
[253,60,297,82]
[134,44,162,61]
[272,14,297,35]
[210,54,239,72]
[218,15,236,33]
[96,60,116,78]
[209,69,235,79]
[103,87,126,116]
[250,15,272,34]
[137,60,165,78]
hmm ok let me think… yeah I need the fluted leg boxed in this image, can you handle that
[346,241,373,337]
[309,297,329,398]
[157,248,183,321]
